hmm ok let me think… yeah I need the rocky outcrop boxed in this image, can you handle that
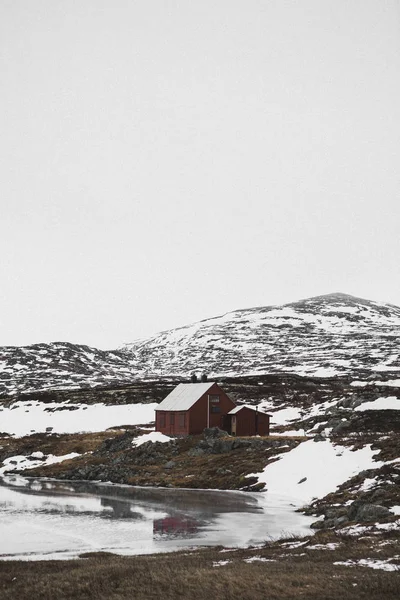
[311,500,394,529]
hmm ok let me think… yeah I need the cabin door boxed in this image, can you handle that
[231,415,236,436]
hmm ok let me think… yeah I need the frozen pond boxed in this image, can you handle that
[0,476,315,560]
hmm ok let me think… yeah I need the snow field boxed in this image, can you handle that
[0,453,81,476]
[354,397,399,411]
[0,401,157,437]
[253,440,383,506]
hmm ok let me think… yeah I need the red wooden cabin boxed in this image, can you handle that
[155,382,271,437]
[155,382,236,436]
[228,405,270,436]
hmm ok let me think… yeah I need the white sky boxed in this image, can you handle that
[1,0,400,349]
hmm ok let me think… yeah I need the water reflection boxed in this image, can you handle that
[0,475,314,560]
[100,498,145,520]
[154,516,199,538]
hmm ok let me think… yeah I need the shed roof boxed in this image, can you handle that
[228,405,270,415]
[156,382,216,411]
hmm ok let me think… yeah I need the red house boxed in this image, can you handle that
[155,382,236,436]
[228,405,270,437]
[155,382,271,437]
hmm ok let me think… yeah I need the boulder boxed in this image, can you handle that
[347,501,392,522]
[203,427,228,439]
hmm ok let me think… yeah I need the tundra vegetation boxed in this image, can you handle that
[0,373,399,599]
[1,529,399,600]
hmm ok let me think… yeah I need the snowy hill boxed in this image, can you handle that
[122,293,400,379]
[1,293,400,397]
[0,342,134,397]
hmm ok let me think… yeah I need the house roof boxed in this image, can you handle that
[156,382,216,411]
[228,405,270,415]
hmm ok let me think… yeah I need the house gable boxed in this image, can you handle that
[186,383,236,434]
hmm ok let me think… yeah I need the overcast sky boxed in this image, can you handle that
[1,0,400,349]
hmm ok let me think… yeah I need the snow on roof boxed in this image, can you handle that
[228,405,270,415]
[228,405,255,415]
[156,382,216,411]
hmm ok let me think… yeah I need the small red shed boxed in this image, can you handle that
[155,382,236,436]
[228,405,270,437]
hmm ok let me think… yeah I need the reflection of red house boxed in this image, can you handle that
[153,516,199,537]
[155,382,271,437]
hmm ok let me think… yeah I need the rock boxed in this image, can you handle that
[187,447,205,457]
[337,397,353,409]
[331,420,350,435]
[324,507,348,519]
[97,432,136,453]
[347,501,392,522]
[350,397,364,409]
[216,468,233,475]
[311,518,335,530]
[164,460,176,470]
[334,516,349,526]
[356,504,392,522]
[203,427,229,439]
[297,477,307,484]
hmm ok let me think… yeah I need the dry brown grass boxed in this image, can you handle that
[0,430,124,459]
[1,532,399,600]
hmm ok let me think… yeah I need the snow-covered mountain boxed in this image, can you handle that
[0,342,134,397]
[122,293,400,379]
[1,293,400,397]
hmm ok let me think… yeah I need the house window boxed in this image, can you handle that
[179,413,186,428]
[159,413,166,427]
[211,406,220,413]
[170,413,175,425]
[209,395,220,403]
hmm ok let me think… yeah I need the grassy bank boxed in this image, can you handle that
[1,531,399,600]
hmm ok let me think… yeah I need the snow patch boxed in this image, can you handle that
[355,397,399,411]
[132,432,172,447]
[252,440,382,506]
[243,556,275,563]
[0,453,80,476]
[0,401,157,437]
[334,558,399,572]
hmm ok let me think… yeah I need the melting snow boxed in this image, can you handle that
[253,440,382,506]
[0,401,157,437]
[267,407,303,425]
[132,432,172,447]
[334,558,399,572]
[243,556,275,563]
[307,543,340,550]
[0,453,81,476]
[355,397,399,411]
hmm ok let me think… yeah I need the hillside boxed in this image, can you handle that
[1,293,400,397]
[122,293,400,378]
